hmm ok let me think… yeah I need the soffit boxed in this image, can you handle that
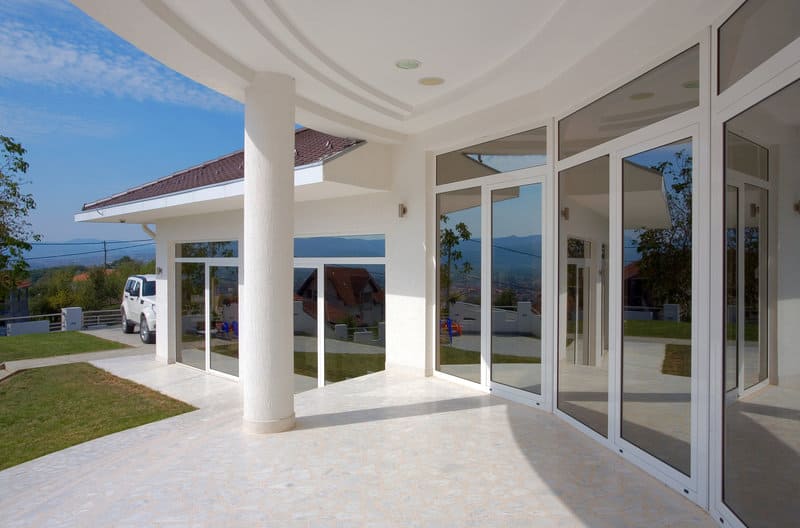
[73,0,737,141]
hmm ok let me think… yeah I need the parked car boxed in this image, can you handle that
[121,274,157,344]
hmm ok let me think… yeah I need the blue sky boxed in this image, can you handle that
[0,0,246,242]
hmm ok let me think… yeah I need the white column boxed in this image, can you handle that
[241,72,296,433]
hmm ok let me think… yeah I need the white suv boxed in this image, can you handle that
[121,274,157,344]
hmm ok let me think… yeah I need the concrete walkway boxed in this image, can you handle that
[0,328,153,381]
[0,354,716,527]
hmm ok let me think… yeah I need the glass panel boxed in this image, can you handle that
[725,185,739,393]
[294,268,319,392]
[294,235,385,258]
[723,79,800,528]
[209,266,238,376]
[323,264,386,384]
[726,132,769,181]
[743,185,768,389]
[176,241,238,258]
[491,183,543,394]
[558,156,609,436]
[176,262,206,370]
[559,46,699,160]
[437,187,481,383]
[718,0,800,92]
[436,127,546,185]
[622,138,693,476]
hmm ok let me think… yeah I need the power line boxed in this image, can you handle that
[26,242,154,261]
[30,239,152,246]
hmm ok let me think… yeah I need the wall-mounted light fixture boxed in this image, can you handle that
[561,207,569,220]
[398,203,407,218]
[794,200,800,215]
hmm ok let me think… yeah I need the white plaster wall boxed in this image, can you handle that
[383,141,430,372]
[150,149,430,375]
[776,138,800,389]
[153,210,244,364]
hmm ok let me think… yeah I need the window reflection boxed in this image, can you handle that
[621,139,693,476]
[558,156,609,436]
[437,188,482,383]
[559,46,699,160]
[718,0,800,92]
[209,266,238,377]
[723,79,799,528]
[321,265,386,383]
[437,127,546,185]
[176,262,206,370]
[293,268,318,392]
[491,184,543,394]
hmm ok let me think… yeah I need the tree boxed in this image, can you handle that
[439,214,472,313]
[634,149,692,321]
[0,135,39,297]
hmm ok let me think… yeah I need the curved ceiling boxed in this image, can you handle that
[73,0,733,142]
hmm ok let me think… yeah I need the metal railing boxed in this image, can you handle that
[0,308,121,335]
[83,309,121,328]
[0,312,62,333]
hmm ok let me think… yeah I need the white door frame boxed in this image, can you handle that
[294,256,387,388]
[708,12,800,525]
[484,172,550,409]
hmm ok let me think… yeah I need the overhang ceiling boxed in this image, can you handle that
[72,0,735,142]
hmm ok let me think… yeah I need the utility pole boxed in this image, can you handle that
[103,240,107,269]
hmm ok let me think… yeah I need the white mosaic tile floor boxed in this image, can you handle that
[0,355,716,527]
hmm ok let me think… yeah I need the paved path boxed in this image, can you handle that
[0,328,153,382]
[0,355,716,527]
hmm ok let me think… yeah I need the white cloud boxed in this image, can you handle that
[0,12,241,114]
[0,102,118,139]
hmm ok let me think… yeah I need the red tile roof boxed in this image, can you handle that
[82,128,363,211]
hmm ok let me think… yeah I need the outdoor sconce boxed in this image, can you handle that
[561,207,569,221]
[398,203,407,218]
[794,200,800,215]
[156,266,163,276]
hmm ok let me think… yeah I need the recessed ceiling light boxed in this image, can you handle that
[395,58,421,70]
[419,77,445,86]
[682,80,699,89]
[630,91,655,100]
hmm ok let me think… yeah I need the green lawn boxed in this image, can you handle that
[661,343,692,377]
[624,320,691,340]
[440,345,541,365]
[293,351,386,383]
[0,331,131,363]
[0,363,195,470]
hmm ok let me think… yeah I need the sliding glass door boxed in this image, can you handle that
[490,183,544,395]
[557,156,609,437]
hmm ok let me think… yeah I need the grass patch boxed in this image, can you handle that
[661,344,692,377]
[0,331,131,363]
[624,320,691,340]
[0,363,195,470]
[293,351,385,383]
[440,345,541,365]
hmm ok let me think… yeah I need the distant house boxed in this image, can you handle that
[297,266,385,327]
[0,280,31,318]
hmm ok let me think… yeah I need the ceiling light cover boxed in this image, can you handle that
[419,77,445,86]
[395,59,421,70]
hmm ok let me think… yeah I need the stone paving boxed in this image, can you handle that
[0,353,716,527]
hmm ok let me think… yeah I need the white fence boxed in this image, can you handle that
[0,308,120,336]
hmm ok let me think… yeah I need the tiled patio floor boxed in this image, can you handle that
[0,355,716,527]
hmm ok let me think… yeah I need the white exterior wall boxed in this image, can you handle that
[777,143,800,389]
[154,210,244,364]
[151,142,430,374]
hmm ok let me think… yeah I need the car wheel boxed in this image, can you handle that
[140,315,155,344]
[122,310,135,333]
